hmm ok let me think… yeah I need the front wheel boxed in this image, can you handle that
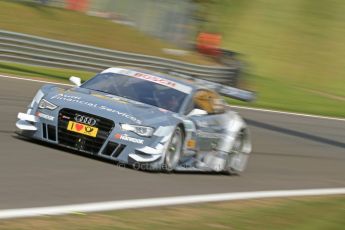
[163,126,184,172]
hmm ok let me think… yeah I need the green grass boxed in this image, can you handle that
[228,73,345,117]
[0,196,344,230]
[209,0,345,116]
[213,0,345,95]
[0,62,94,83]
[0,0,215,65]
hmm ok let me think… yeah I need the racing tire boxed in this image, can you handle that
[224,129,246,175]
[163,126,184,173]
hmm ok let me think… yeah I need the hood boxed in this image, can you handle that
[45,87,177,126]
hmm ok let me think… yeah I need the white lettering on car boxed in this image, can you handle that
[36,112,54,121]
[114,133,144,144]
[102,68,192,94]
[50,94,142,124]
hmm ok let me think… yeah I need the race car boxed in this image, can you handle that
[16,67,254,173]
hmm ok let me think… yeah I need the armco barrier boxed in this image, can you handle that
[0,30,240,85]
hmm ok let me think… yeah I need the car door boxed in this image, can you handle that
[188,89,226,151]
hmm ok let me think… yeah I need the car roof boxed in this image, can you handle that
[124,66,199,89]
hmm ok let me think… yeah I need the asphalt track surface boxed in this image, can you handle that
[0,76,344,209]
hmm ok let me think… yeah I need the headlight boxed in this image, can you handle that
[30,90,44,108]
[38,99,57,110]
[120,124,155,137]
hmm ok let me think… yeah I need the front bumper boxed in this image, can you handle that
[16,108,166,166]
[16,113,38,131]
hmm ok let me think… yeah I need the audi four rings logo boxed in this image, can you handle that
[74,115,97,126]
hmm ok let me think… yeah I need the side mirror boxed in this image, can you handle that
[187,108,207,117]
[69,76,81,86]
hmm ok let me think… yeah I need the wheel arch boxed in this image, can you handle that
[218,111,251,154]
[177,123,186,139]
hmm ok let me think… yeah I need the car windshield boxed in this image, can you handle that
[81,72,188,113]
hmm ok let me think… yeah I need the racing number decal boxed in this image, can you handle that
[67,121,98,137]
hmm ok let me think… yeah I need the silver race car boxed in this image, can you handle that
[16,67,254,174]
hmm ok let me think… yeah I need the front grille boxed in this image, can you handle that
[58,108,114,154]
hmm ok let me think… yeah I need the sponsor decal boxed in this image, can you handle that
[50,94,142,124]
[115,133,144,144]
[62,115,70,120]
[116,69,177,88]
[102,68,192,94]
[91,94,130,104]
[67,121,98,137]
[187,139,196,149]
[36,112,54,121]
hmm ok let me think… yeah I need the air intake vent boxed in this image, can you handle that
[47,125,56,141]
[42,123,47,139]
[102,141,126,158]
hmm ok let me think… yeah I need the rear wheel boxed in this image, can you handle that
[224,130,245,175]
[163,126,184,172]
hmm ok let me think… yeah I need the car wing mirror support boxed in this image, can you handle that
[187,108,208,117]
[69,76,81,87]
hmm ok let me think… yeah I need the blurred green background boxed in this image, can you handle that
[0,0,344,116]
[209,0,345,116]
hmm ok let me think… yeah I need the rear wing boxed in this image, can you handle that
[168,71,255,102]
